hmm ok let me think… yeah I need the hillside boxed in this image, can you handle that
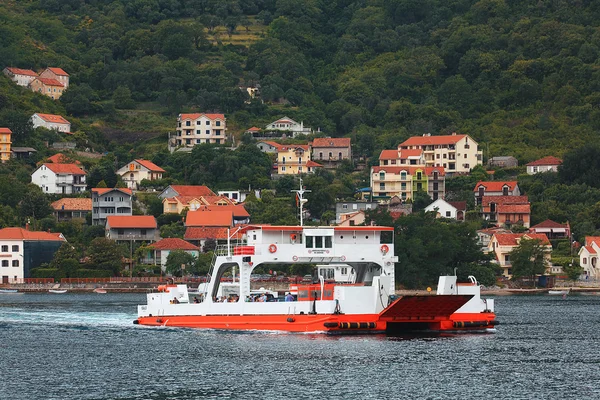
[0,0,599,162]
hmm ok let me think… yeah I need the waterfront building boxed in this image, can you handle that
[0,227,65,283]
[146,238,199,272]
[91,188,133,226]
[31,163,86,194]
[398,133,482,175]
[488,233,552,278]
[579,237,600,279]
[105,216,159,244]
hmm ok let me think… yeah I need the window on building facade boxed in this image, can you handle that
[503,187,509,196]
[380,183,385,190]
[12,245,18,252]
[206,121,210,125]
[196,121,201,125]
[446,211,451,217]
[206,130,210,134]
[1,245,8,252]
[216,121,221,126]
[379,172,385,180]
[1,260,7,267]
[186,121,191,126]
[12,260,19,267]
[401,171,407,180]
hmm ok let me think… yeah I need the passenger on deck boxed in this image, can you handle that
[172,297,180,304]
[193,297,200,304]
[285,292,294,302]
[259,293,267,302]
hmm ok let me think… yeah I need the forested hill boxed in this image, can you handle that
[1,0,600,161]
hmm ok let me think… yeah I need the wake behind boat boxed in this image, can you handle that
[0,289,19,293]
[49,289,67,294]
[135,224,498,334]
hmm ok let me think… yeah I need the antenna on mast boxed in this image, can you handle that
[292,178,310,226]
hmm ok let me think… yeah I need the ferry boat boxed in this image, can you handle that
[135,224,497,334]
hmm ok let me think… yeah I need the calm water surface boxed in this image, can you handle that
[0,293,599,399]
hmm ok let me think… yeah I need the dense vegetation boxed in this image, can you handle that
[2,0,600,285]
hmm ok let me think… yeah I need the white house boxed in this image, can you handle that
[175,113,227,147]
[116,159,165,190]
[147,238,199,272]
[31,113,71,133]
[579,236,600,279]
[425,199,458,219]
[31,163,86,194]
[0,227,65,283]
[526,156,562,175]
[265,116,312,137]
[3,67,38,87]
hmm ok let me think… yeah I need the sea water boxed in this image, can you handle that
[0,293,599,399]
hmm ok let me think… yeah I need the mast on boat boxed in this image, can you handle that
[292,178,310,226]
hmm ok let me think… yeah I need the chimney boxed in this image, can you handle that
[25,222,29,231]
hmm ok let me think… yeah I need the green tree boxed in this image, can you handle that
[49,242,79,270]
[165,250,196,277]
[87,238,124,276]
[19,186,52,221]
[509,239,550,281]
[113,86,135,109]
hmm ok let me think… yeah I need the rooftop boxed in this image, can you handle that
[34,113,70,124]
[474,181,518,192]
[4,67,38,77]
[43,163,86,175]
[149,238,198,251]
[526,156,563,167]
[169,185,215,197]
[92,188,133,196]
[399,133,468,147]
[134,159,165,172]
[493,233,551,246]
[311,138,351,148]
[51,198,92,211]
[184,227,230,240]
[35,77,64,87]
[185,210,234,227]
[106,216,157,229]
[45,67,69,76]
[179,113,225,120]
[0,227,65,241]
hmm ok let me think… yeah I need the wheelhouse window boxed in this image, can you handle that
[305,235,332,249]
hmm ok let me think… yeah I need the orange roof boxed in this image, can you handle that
[169,185,215,197]
[372,166,446,176]
[247,127,262,131]
[149,238,198,251]
[92,188,132,195]
[497,203,530,214]
[399,134,467,147]
[482,196,528,206]
[526,156,563,166]
[585,237,600,247]
[530,219,568,229]
[45,67,69,76]
[311,138,351,148]
[258,140,282,149]
[179,113,225,120]
[474,181,518,192]
[0,227,65,241]
[106,216,157,229]
[186,210,234,227]
[51,198,92,211]
[35,113,70,124]
[43,163,85,175]
[196,204,249,217]
[46,153,81,165]
[494,233,550,246]
[35,77,64,87]
[306,160,323,167]
[135,159,165,172]
[184,227,230,240]
[379,150,398,160]
[584,245,597,254]
[0,128,12,134]
[4,67,38,77]
[400,149,423,158]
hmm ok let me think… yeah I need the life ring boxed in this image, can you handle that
[292,255,298,262]
[269,244,277,253]
[290,234,297,241]
[381,244,389,254]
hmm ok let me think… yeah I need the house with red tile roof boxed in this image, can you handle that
[45,153,82,165]
[184,227,231,249]
[579,237,600,278]
[266,116,312,137]
[311,138,352,166]
[175,113,227,147]
[0,227,66,283]
[146,238,199,271]
[39,67,70,89]
[488,233,552,277]
[474,181,520,205]
[526,156,562,175]
[51,198,92,222]
[530,220,570,240]
[91,188,133,226]
[424,199,465,221]
[379,149,424,167]
[3,67,38,87]
[162,195,235,214]
[105,215,159,243]
[0,127,11,163]
[256,140,281,153]
[371,166,445,202]
[276,144,315,175]
[29,77,65,99]
[398,133,482,175]
[117,159,165,190]
[480,195,530,227]
[31,163,86,194]
[31,113,71,133]
[159,185,216,199]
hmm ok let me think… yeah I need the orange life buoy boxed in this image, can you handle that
[290,234,297,241]
[269,244,277,253]
[381,244,389,254]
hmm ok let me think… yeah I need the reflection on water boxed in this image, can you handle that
[1,293,599,399]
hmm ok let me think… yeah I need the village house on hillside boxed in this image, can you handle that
[174,113,227,148]
[425,199,466,221]
[474,181,520,205]
[116,159,165,190]
[31,163,86,194]
[92,188,133,226]
[488,156,518,168]
[579,237,600,279]
[276,144,318,175]
[29,77,65,99]
[31,113,71,133]
[0,227,65,283]
[488,233,552,278]
[3,67,38,87]
[159,185,238,214]
[146,238,199,272]
[105,216,159,243]
[311,138,352,167]
[371,166,445,202]
[183,206,248,250]
[481,195,530,228]
[379,149,425,166]
[51,198,92,222]
[39,67,69,89]
[256,140,280,153]
[45,153,81,164]
[526,156,562,175]
[0,127,12,163]
[398,133,483,175]
[529,219,570,240]
[264,116,313,138]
